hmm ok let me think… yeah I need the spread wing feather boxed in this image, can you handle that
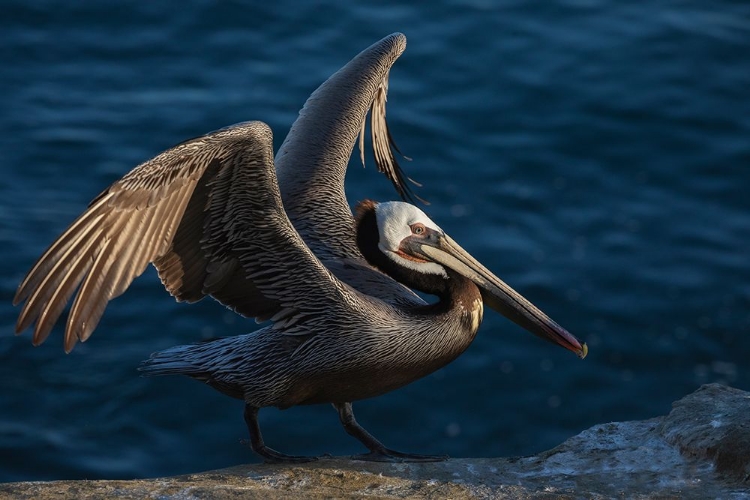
[15,34,426,352]
[15,122,348,352]
[276,32,420,260]
[275,32,423,308]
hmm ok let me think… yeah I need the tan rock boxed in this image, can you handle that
[2,384,748,499]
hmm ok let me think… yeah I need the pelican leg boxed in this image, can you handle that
[333,402,448,463]
[243,404,317,463]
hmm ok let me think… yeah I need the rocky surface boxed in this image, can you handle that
[2,384,748,499]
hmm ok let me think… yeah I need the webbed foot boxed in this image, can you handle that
[244,404,318,463]
[352,448,448,463]
[256,444,318,464]
[333,402,448,464]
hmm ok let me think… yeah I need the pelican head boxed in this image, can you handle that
[358,200,587,358]
[374,201,449,278]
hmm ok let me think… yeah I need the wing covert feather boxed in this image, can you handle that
[14,121,341,351]
[276,32,416,260]
[15,34,430,352]
[275,32,423,308]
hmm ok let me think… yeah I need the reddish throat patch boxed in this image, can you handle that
[396,248,429,264]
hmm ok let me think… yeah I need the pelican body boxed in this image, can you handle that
[14,34,586,463]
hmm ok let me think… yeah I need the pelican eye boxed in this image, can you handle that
[410,223,426,235]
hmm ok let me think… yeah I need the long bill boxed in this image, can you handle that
[418,234,587,359]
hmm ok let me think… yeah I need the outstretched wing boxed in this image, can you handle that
[276,32,421,263]
[14,122,353,352]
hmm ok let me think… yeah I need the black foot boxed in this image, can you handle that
[333,402,448,463]
[243,404,317,463]
[351,448,448,463]
[256,445,318,464]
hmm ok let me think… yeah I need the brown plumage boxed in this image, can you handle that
[14,33,586,463]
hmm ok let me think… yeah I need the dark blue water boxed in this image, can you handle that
[2,1,748,482]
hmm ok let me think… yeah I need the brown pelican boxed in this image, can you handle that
[13,33,587,463]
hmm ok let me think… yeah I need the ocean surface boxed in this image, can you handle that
[1,1,748,482]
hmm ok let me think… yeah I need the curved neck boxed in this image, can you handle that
[349,201,485,398]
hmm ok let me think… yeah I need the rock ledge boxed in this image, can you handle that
[2,384,748,499]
